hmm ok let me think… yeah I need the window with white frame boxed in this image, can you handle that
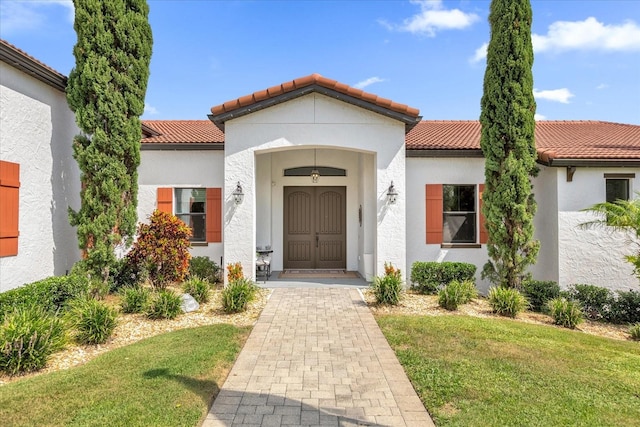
[175,188,206,241]
[443,185,476,243]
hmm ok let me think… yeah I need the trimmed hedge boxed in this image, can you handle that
[564,284,640,324]
[410,261,476,294]
[522,280,561,313]
[0,275,89,322]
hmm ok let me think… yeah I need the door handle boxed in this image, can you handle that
[316,233,319,248]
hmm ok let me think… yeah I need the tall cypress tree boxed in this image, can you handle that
[480,0,539,289]
[67,0,152,279]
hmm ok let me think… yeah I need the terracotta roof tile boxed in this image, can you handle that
[210,73,421,119]
[141,119,639,161]
[407,120,640,160]
[141,120,224,144]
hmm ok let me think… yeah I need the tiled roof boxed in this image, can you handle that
[0,38,67,91]
[210,73,421,119]
[141,120,224,144]
[407,120,640,161]
[141,119,639,161]
[406,120,481,150]
[535,120,640,160]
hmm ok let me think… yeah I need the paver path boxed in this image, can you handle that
[203,288,434,427]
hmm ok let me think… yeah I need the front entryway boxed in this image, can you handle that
[283,186,346,269]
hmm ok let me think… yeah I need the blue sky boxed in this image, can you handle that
[1,0,639,124]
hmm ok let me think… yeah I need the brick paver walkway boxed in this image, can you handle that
[202,288,434,427]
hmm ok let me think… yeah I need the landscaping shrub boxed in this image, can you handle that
[410,261,476,294]
[222,278,257,313]
[182,277,210,304]
[488,287,528,318]
[0,274,89,321]
[607,289,640,324]
[120,287,151,314]
[88,279,110,300]
[189,256,220,284]
[522,280,561,313]
[66,298,118,345]
[548,297,584,329]
[0,306,66,375]
[371,263,403,305]
[109,257,147,291]
[630,323,640,341]
[565,284,611,321]
[438,280,478,311]
[146,290,183,320]
[127,210,192,288]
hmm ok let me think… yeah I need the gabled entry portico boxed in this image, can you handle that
[208,74,421,283]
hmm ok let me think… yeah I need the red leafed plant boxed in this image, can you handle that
[127,210,192,288]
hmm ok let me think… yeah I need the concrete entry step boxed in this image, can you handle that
[203,288,434,427]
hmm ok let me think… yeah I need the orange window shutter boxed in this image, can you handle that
[425,184,443,244]
[157,188,173,213]
[479,184,488,244]
[206,188,222,243]
[0,160,20,257]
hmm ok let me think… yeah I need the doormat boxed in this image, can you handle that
[279,270,360,279]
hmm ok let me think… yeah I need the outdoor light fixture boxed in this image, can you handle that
[387,181,398,204]
[232,181,244,205]
[311,149,320,183]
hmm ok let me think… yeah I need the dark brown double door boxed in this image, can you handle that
[283,186,346,269]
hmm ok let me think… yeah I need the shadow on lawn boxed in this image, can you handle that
[143,368,219,407]
[143,368,392,426]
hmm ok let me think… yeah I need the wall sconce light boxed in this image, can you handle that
[387,181,398,204]
[310,149,320,183]
[232,181,244,205]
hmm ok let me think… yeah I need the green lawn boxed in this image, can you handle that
[377,315,640,427]
[0,324,249,427]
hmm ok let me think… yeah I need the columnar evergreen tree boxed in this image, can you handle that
[479,0,539,289]
[67,0,152,279]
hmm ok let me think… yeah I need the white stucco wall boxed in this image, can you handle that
[138,149,225,265]
[556,167,639,291]
[0,62,80,291]
[530,165,559,282]
[406,157,490,292]
[223,93,406,281]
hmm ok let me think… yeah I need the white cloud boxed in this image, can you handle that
[533,17,640,52]
[144,104,159,116]
[533,88,574,104]
[470,17,640,63]
[469,42,488,64]
[354,77,385,89]
[381,0,479,37]
[534,113,547,121]
[0,0,73,35]
[596,83,609,90]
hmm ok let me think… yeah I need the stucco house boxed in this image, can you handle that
[0,40,81,292]
[2,40,639,293]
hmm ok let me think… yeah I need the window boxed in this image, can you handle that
[425,184,487,245]
[156,187,222,243]
[606,179,629,203]
[175,188,206,241]
[443,185,476,243]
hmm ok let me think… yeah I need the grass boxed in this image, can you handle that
[377,315,640,427]
[0,324,249,427]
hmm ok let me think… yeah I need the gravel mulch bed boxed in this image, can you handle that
[363,289,632,342]
[0,288,271,386]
